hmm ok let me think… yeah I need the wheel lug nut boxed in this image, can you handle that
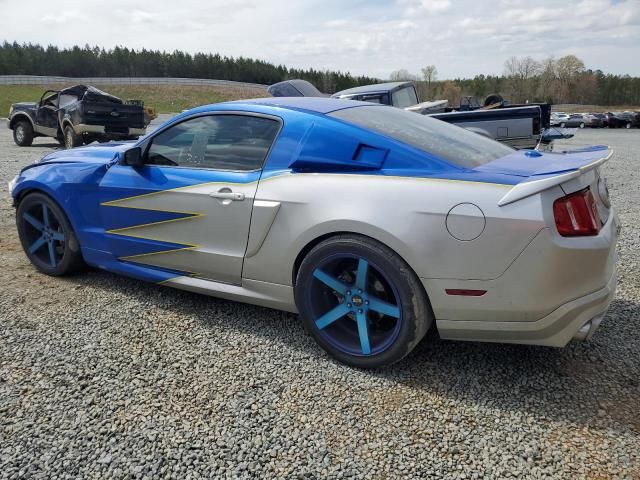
[358,309,363,314]
[358,289,362,294]
[346,290,351,295]
[347,303,352,308]
[365,300,369,305]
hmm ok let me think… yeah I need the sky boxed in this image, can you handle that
[1,0,639,79]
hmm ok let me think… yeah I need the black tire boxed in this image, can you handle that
[560,122,566,128]
[63,125,82,149]
[579,123,585,128]
[13,120,34,147]
[295,234,433,368]
[16,192,85,276]
[484,94,504,107]
[625,122,632,129]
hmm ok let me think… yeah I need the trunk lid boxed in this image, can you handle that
[475,145,610,178]
[474,145,612,207]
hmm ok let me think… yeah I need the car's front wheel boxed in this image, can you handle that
[295,235,432,368]
[16,192,85,276]
[13,120,34,147]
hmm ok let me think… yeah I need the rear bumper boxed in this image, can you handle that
[434,268,616,346]
[424,209,619,346]
[73,124,146,136]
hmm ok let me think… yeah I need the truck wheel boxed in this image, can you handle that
[13,120,34,147]
[63,125,82,149]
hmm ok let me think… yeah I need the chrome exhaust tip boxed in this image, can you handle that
[573,314,605,342]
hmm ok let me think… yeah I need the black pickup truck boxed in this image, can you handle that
[8,85,147,149]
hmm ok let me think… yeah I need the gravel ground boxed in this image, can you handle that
[0,123,638,479]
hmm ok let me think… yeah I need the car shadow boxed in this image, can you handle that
[59,267,640,432]
[26,142,61,149]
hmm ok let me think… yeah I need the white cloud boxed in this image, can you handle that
[1,0,638,79]
[401,0,452,14]
[40,10,88,25]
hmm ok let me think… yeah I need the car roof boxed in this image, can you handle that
[227,96,380,114]
[333,81,413,97]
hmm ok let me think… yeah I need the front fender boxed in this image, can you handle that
[9,111,35,130]
[11,162,111,250]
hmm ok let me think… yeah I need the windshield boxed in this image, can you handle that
[330,106,515,168]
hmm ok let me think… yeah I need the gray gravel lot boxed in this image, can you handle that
[0,122,638,479]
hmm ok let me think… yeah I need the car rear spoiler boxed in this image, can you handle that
[498,147,612,206]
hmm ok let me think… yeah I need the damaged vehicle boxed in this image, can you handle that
[9,98,618,368]
[8,85,147,149]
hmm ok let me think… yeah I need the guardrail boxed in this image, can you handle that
[0,75,267,89]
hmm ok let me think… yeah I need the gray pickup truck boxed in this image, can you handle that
[8,85,147,149]
[269,80,560,150]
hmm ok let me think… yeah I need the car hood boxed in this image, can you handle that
[38,141,136,165]
[12,102,37,109]
[474,145,610,178]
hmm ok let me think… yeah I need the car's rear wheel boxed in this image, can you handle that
[13,120,34,147]
[16,192,85,276]
[579,122,585,128]
[560,122,566,128]
[295,235,432,368]
[625,122,632,129]
[63,125,83,149]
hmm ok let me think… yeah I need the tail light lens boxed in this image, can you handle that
[553,188,601,237]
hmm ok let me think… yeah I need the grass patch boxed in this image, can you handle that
[0,83,268,116]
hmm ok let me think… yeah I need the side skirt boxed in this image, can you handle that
[162,276,298,313]
[81,247,298,313]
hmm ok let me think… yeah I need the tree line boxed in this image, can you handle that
[391,55,640,107]
[2,42,639,105]
[0,42,377,93]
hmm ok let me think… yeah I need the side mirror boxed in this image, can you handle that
[123,147,144,168]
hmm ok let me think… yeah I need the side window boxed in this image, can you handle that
[360,94,389,105]
[58,94,79,108]
[147,114,280,171]
[42,94,58,107]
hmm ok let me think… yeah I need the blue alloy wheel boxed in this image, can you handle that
[22,202,66,268]
[309,255,403,356]
[296,235,432,368]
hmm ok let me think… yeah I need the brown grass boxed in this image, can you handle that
[1,83,269,116]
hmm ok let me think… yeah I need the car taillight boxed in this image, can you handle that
[553,188,601,237]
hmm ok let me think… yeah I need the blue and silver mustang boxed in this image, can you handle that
[9,98,619,368]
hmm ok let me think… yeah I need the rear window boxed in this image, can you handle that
[330,106,515,168]
[391,86,418,108]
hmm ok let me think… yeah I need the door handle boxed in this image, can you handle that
[210,190,245,201]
